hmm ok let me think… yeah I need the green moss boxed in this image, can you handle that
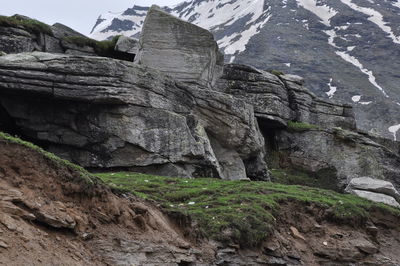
[270,69,284,76]
[287,121,319,131]
[0,15,53,36]
[62,35,121,56]
[96,172,400,247]
[0,132,95,184]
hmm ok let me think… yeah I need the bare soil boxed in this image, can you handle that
[0,139,399,265]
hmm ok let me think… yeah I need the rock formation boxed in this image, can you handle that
[345,177,400,207]
[135,6,224,87]
[0,10,399,197]
[0,52,266,181]
[90,0,400,140]
[217,64,356,130]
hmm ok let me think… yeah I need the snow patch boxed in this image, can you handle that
[296,0,337,26]
[324,29,338,48]
[347,46,356,51]
[336,51,388,97]
[90,9,147,40]
[218,13,272,55]
[169,0,271,56]
[393,0,400,9]
[326,78,337,98]
[285,63,291,67]
[352,95,361,102]
[389,124,400,141]
[339,0,400,44]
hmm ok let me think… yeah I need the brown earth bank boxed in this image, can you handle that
[0,138,400,265]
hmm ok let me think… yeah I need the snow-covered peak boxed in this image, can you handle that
[168,0,271,56]
[90,5,148,40]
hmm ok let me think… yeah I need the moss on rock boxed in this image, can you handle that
[0,15,53,36]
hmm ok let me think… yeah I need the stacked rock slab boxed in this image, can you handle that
[345,177,400,207]
[0,52,267,180]
[134,5,224,87]
[217,64,356,130]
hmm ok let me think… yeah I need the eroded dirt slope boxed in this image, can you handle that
[1,137,400,265]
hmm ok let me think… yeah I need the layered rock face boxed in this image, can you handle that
[216,64,400,193]
[135,6,224,87]
[0,52,266,180]
[217,64,356,130]
[0,19,94,56]
[276,128,400,191]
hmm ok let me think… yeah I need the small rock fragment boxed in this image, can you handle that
[0,240,9,249]
[290,226,305,241]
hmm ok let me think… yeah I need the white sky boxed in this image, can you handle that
[1,0,182,35]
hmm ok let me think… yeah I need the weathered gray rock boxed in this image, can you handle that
[217,64,356,130]
[115,36,138,55]
[0,26,37,54]
[349,190,400,208]
[51,23,87,40]
[61,39,96,56]
[0,52,267,180]
[275,128,400,191]
[345,177,400,202]
[135,5,224,87]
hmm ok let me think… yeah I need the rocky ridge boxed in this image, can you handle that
[90,0,400,140]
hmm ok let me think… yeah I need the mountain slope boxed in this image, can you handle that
[90,0,400,139]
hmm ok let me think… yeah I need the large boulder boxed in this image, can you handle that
[348,190,399,208]
[275,128,400,191]
[134,5,224,87]
[0,52,267,180]
[345,177,400,206]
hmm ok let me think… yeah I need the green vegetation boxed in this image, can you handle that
[0,132,95,184]
[62,35,121,56]
[97,172,400,247]
[287,121,319,131]
[270,168,339,191]
[0,15,53,36]
[270,69,284,76]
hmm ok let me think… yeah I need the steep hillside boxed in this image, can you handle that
[1,132,400,265]
[90,0,400,139]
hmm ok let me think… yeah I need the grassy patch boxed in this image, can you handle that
[271,168,320,187]
[62,35,121,56]
[270,168,339,191]
[270,69,284,76]
[96,172,400,247]
[0,15,53,36]
[287,121,319,131]
[0,132,95,184]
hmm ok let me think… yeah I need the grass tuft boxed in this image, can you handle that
[96,172,400,247]
[0,15,53,36]
[270,69,284,76]
[62,35,121,56]
[287,121,319,131]
[0,132,95,184]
